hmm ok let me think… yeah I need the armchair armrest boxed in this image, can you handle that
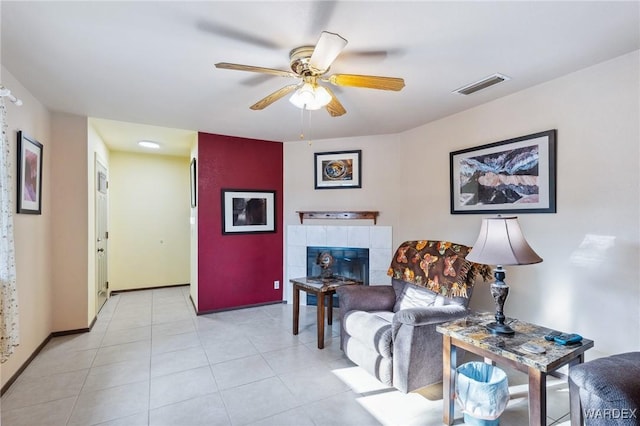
[393,305,468,327]
[336,285,396,313]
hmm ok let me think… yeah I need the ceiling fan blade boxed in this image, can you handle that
[307,1,339,36]
[250,84,300,110]
[309,31,348,73]
[215,63,297,78]
[324,87,346,117]
[197,20,281,50]
[326,74,405,91]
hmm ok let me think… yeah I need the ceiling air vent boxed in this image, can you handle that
[453,73,511,95]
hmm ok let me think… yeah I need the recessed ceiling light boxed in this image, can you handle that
[138,140,161,149]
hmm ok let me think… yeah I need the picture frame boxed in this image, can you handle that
[17,131,44,214]
[314,150,362,189]
[222,189,276,234]
[190,158,197,208]
[450,130,557,214]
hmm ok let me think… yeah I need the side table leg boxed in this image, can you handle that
[317,291,325,349]
[442,336,456,425]
[528,367,547,426]
[292,285,300,335]
[569,354,585,426]
[327,291,334,325]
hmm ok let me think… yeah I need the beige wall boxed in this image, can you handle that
[50,112,89,331]
[401,51,639,358]
[284,51,640,357]
[1,68,53,386]
[109,151,190,291]
[1,70,95,387]
[284,135,403,228]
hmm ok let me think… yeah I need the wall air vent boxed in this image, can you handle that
[453,73,511,95]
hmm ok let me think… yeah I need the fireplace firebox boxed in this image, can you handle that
[306,246,369,306]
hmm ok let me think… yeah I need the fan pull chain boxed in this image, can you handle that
[307,109,313,145]
[298,108,313,145]
[299,106,305,140]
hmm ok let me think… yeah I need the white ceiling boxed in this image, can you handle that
[2,1,639,154]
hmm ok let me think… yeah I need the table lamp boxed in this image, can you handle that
[466,216,542,335]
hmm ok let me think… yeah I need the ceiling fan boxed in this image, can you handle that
[215,31,405,117]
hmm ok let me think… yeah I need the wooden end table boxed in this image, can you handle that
[437,312,594,426]
[290,276,362,349]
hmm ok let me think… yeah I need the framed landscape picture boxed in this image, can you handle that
[17,131,44,214]
[222,189,276,234]
[450,130,557,214]
[314,150,362,189]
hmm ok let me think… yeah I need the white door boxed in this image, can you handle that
[96,159,109,313]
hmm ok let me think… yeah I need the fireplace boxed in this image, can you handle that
[285,224,392,305]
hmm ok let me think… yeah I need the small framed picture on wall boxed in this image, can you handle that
[17,131,44,214]
[314,150,362,189]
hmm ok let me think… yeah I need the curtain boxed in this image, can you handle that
[0,96,19,363]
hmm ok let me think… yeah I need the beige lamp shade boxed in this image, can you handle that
[466,216,542,266]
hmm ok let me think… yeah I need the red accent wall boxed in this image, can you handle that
[197,132,283,312]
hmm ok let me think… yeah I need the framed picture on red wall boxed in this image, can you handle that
[222,189,276,234]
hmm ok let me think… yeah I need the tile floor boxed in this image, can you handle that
[1,286,573,425]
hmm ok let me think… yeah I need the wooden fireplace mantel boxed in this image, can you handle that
[296,211,379,224]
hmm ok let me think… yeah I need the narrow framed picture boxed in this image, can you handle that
[450,130,557,214]
[222,189,276,234]
[17,131,44,214]
[190,158,197,208]
[314,150,362,189]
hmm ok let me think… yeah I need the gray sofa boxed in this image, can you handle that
[569,352,640,425]
[336,240,490,393]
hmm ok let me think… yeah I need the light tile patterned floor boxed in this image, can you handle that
[1,286,571,425]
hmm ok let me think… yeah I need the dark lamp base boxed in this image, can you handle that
[486,321,515,336]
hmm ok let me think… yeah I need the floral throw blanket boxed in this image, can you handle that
[387,240,491,299]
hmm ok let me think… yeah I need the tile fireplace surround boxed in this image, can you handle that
[285,225,393,304]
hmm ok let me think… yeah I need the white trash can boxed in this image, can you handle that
[455,362,510,425]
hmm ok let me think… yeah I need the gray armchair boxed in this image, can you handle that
[569,352,640,425]
[337,240,490,393]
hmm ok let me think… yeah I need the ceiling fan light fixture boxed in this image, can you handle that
[216,31,401,117]
[312,85,332,107]
[289,83,331,110]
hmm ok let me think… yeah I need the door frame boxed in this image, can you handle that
[95,156,109,313]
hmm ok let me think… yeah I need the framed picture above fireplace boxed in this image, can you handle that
[222,189,276,234]
[314,150,362,189]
